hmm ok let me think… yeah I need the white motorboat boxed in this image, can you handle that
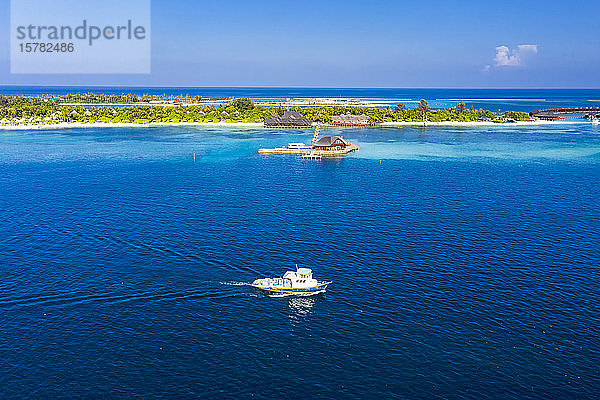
[250,267,331,295]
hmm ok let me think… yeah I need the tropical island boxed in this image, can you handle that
[0,94,561,130]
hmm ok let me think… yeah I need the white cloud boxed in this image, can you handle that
[483,44,538,71]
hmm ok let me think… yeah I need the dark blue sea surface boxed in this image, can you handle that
[1,121,600,398]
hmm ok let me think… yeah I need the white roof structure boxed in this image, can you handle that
[331,113,371,124]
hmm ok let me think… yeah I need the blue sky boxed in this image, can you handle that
[1,0,599,87]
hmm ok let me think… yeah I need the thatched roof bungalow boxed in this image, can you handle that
[313,136,349,151]
[264,111,313,128]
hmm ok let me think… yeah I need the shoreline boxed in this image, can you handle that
[380,120,585,126]
[0,120,590,131]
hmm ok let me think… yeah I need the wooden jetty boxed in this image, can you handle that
[258,144,359,156]
[301,152,323,160]
[258,125,359,157]
[530,107,600,121]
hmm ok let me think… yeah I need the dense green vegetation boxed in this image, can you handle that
[503,111,532,121]
[0,95,531,126]
[35,93,231,104]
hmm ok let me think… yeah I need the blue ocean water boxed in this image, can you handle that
[1,90,600,399]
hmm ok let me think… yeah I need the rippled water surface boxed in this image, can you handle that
[1,124,600,399]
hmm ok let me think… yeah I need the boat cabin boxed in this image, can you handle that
[283,268,315,287]
[287,142,311,149]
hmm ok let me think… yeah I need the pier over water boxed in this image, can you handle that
[530,107,600,120]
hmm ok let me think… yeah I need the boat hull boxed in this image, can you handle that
[250,281,331,294]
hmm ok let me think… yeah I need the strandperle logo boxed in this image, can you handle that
[11,0,150,74]
[15,20,147,46]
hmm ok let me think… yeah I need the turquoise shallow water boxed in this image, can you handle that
[1,123,600,399]
[1,123,599,163]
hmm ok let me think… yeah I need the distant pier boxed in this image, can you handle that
[530,107,600,121]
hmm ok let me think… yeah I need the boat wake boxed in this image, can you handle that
[219,281,249,286]
[0,285,251,310]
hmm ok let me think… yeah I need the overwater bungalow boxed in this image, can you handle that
[312,136,351,151]
[264,111,313,128]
